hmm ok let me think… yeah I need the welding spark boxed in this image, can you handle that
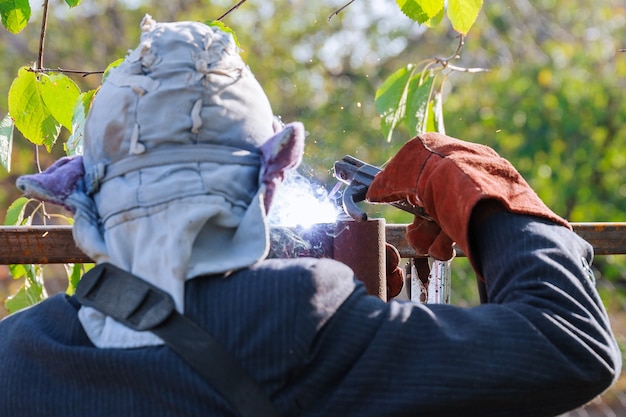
[268,170,341,229]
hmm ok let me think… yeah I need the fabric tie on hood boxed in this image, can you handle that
[16,15,305,348]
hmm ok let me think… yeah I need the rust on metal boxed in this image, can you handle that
[333,219,387,301]
[386,223,626,258]
[0,222,624,266]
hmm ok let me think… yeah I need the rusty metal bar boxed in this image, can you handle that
[0,222,624,266]
[0,226,88,264]
[385,223,626,258]
[333,219,387,301]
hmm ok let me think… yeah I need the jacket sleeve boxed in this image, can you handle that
[298,212,621,417]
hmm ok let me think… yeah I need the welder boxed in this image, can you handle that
[0,16,620,417]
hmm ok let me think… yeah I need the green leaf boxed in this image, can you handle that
[375,64,415,142]
[66,89,96,156]
[206,20,241,48]
[103,58,124,83]
[432,91,446,133]
[8,67,61,151]
[9,263,27,279]
[0,113,13,172]
[4,197,28,225]
[64,263,80,295]
[5,281,43,314]
[64,0,81,7]
[6,264,44,314]
[0,0,30,34]
[425,100,436,133]
[39,73,81,131]
[406,72,435,135]
[448,0,483,35]
[396,0,444,23]
[424,6,445,28]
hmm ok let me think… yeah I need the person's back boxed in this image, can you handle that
[0,258,355,416]
[0,15,620,417]
[1,213,620,417]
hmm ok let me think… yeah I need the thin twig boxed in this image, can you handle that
[34,145,42,173]
[36,0,50,70]
[434,35,465,66]
[442,63,490,73]
[27,67,105,77]
[217,0,247,21]
[619,49,626,52]
[432,35,489,73]
[328,0,355,21]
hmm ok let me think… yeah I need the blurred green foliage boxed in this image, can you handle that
[0,3,623,411]
[0,0,624,305]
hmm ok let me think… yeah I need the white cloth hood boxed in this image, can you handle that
[15,15,305,348]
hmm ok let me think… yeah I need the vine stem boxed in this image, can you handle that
[36,0,50,70]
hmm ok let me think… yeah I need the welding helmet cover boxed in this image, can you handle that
[18,15,304,348]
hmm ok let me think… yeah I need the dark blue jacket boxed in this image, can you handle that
[0,212,620,416]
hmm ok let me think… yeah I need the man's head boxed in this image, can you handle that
[83,15,276,167]
[16,15,305,348]
[78,15,304,277]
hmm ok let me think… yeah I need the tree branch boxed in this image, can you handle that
[27,67,105,77]
[328,0,355,21]
[217,0,248,21]
[433,36,490,73]
[36,0,50,70]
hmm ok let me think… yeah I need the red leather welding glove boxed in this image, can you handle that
[385,243,404,299]
[366,132,570,270]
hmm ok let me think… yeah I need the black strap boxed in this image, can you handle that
[75,263,281,417]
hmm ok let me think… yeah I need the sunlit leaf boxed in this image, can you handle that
[375,64,415,142]
[66,89,96,156]
[9,263,27,279]
[6,264,44,314]
[432,91,446,133]
[0,0,30,34]
[8,67,61,151]
[0,113,13,172]
[4,197,28,225]
[39,73,81,131]
[206,20,241,48]
[406,72,435,135]
[424,6,445,28]
[65,263,80,295]
[103,58,124,83]
[396,0,444,24]
[425,101,436,133]
[448,0,483,35]
[64,0,81,7]
[5,281,43,314]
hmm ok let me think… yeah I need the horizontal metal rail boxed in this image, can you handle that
[0,222,624,265]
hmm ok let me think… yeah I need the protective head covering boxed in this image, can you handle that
[16,15,305,348]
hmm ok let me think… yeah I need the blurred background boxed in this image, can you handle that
[0,1,625,414]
